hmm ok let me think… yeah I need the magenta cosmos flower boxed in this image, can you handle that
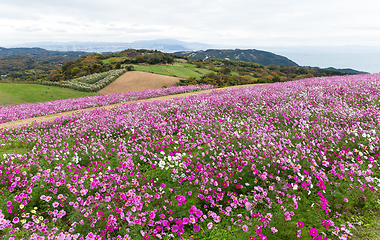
[188,205,197,214]
[309,228,319,237]
[297,221,304,228]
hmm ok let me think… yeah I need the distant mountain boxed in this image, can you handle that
[306,66,368,75]
[9,39,214,53]
[174,49,299,67]
[0,47,88,59]
[322,67,368,75]
[128,39,213,52]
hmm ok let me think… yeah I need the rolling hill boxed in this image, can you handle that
[174,49,299,67]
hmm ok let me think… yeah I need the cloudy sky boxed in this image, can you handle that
[1,0,380,72]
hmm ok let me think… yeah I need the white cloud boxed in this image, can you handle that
[0,0,379,47]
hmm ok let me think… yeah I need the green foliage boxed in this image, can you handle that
[0,48,88,82]
[178,59,348,87]
[180,72,255,87]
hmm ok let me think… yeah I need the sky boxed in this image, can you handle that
[1,0,380,72]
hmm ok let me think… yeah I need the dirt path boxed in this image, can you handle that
[98,71,181,95]
[0,84,262,130]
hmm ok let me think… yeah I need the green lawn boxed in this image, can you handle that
[131,64,214,79]
[0,83,98,106]
[131,65,172,76]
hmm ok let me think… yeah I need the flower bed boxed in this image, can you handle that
[0,84,216,124]
[0,74,380,239]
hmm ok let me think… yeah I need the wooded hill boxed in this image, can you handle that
[0,47,360,87]
[48,49,175,82]
[0,48,175,82]
[174,49,299,67]
[0,47,89,81]
[178,58,348,87]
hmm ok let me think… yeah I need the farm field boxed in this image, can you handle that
[131,63,214,79]
[0,83,98,106]
[98,71,182,95]
[1,74,380,240]
[41,69,127,92]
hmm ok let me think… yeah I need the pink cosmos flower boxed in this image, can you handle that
[284,212,291,221]
[207,222,213,229]
[195,209,203,218]
[297,221,304,228]
[296,230,302,238]
[12,217,19,224]
[193,225,200,232]
[309,228,319,237]
[171,224,179,232]
[242,224,248,232]
[188,205,197,214]
[183,217,189,224]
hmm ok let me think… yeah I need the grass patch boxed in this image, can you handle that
[132,64,214,79]
[0,141,31,156]
[131,65,172,76]
[352,211,380,240]
[160,65,203,78]
[0,83,98,106]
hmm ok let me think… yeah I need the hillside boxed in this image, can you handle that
[177,58,347,87]
[0,48,175,82]
[174,49,299,67]
[0,47,90,81]
[0,47,353,90]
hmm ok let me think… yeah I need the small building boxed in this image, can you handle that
[0,75,7,79]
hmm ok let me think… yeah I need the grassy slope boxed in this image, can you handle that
[131,63,214,79]
[0,83,98,106]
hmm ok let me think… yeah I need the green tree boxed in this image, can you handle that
[196,62,204,68]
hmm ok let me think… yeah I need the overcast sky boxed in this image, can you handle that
[1,0,379,47]
[1,0,380,72]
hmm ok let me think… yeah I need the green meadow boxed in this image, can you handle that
[0,83,98,106]
[130,63,214,79]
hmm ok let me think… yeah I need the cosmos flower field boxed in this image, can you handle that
[1,74,380,240]
[0,84,215,124]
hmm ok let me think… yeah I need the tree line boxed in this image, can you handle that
[178,59,347,87]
